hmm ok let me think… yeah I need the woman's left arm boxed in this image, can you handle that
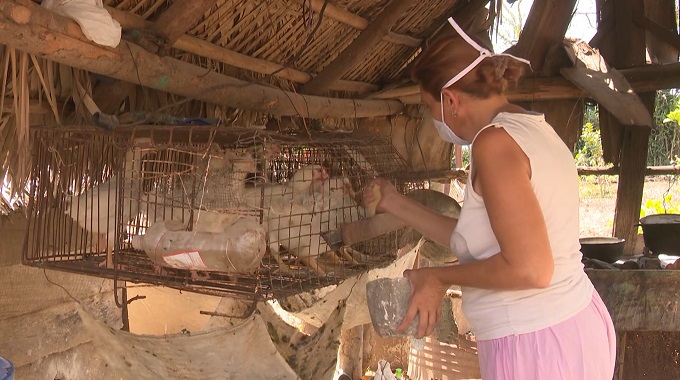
[398,126,556,337]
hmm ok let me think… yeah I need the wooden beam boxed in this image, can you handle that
[643,0,679,64]
[577,165,680,176]
[561,41,653,128]
[0,1,401,119]
[634,13,680,52]
[301,0,414,95]
[152,0,217,47]
[309,0,421,48]
[106,7,377,94]
[383,61,680,103]
[510,0,578,74]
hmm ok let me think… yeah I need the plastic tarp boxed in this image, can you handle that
[42,0,121,47]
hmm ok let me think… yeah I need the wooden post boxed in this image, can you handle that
[510,0,578,74]
[338,325,364,380]
[301,0,414,95]
[613,106,653,254]
[599,0,651,255]
[0,1,402,119]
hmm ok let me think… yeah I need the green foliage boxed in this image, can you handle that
[574,122,605,167]
[640,193,680,218]
[650,90,680,166]
[578,175,617,199]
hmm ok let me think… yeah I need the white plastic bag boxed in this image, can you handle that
[374,359,397,380]
[42,0,122,47]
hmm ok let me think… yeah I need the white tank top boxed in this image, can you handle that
[451,112,594,340]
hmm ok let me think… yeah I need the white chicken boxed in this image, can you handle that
[262,165,331,275]
[64,138,153,267]
[139,148,259,233]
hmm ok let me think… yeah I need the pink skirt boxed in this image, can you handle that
[476,290,616,380]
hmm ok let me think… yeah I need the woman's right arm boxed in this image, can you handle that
[364,179,458,247]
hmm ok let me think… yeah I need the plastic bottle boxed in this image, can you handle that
[395,368,403,379]
[132,219,266,273]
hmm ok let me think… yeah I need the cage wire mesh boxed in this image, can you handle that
[24,126,426,299]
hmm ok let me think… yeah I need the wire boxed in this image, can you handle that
[43,268,81,305]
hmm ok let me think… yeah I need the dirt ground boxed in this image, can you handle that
[579,175,680,238]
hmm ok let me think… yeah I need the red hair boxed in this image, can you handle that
[411,34,525,100]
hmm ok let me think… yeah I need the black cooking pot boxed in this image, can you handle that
[639,214,680,255]
[580,237,625,263]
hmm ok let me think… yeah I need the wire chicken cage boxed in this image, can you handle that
[24,126,424,300]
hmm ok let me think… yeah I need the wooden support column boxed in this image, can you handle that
[510,0,578,74]
[613,93,654,255]
[0,1,401,118]
[600,0,651,255]
[152,0,217,47]
[338,325,364,380]
[301,0,414,95]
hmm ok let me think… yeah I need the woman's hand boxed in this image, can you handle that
[397,267,448,338]
[362,178,401,214]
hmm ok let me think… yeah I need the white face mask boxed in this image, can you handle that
[432,17,531,146]
[433,97,470,145]
[433,118,470,145]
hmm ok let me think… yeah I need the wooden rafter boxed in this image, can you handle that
[152,0,217,47]
[0,1,401,118]
[106,7,378,94]
[309,0,421,48]
[301,0,414,95]
[375,61,680,103]
[633,13,680,51]
[510,0,578,74]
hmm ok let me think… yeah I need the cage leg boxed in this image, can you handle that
[338,247,362,265]
[106,244,113,269]
[298,251,326,276]
[342,247,370,264]
[270,243,293,274]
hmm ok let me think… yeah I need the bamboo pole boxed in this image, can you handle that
[0,1,401,119]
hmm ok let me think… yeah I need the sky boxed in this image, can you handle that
[494,0,598,52]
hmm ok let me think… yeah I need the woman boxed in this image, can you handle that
[364,18,616,379]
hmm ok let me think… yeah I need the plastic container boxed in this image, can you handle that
[0,357,14,380]
[133,220,266,273]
